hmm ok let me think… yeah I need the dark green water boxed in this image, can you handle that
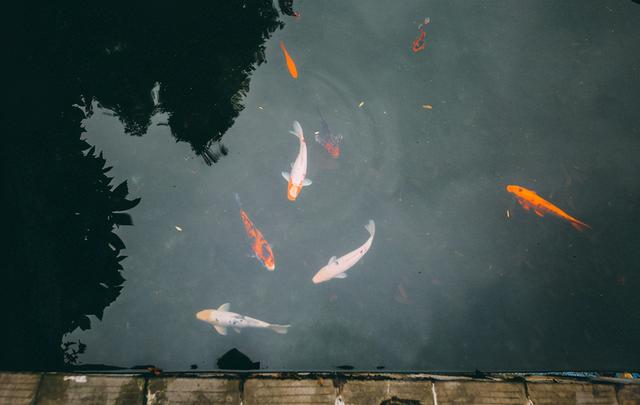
[4,1,640,371]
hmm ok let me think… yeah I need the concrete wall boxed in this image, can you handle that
[0,372,638,405]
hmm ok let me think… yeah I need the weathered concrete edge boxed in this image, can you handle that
[1,372,638,405]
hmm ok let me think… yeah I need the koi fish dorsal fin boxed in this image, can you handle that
[214,325,227,335]
[328,256,338,265]
[217,303,230,312]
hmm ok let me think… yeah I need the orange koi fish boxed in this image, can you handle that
[235,194,275,270]
[506,185,591,231]
[315,108,342,159]
[279,41,298,79]
[412,18,430,53]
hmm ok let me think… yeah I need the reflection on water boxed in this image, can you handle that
[4,1,289,370]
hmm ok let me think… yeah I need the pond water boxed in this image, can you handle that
[5,1,640,371]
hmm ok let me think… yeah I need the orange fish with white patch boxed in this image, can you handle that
[235,194,275,270]
[279,41,298,79]
[506,185,590,231]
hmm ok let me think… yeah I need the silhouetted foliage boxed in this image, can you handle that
[3,1,291,370]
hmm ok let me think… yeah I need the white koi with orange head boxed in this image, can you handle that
[312,220,375,284]
[282,121,312,201]
[196,303,290,335]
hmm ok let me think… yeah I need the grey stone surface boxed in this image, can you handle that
[243,378,336,405]
[527,382,618,405]
[147,377,241,404]
[0,373,41,405]
[341,379,434,405]
[34,374,144,405]
[433,380,528,405]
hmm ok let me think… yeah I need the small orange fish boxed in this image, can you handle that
[506,185,591,231]
[235,194,275,270]
[412,18,430,53]
[279,41,298,79]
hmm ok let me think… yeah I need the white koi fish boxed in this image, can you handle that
[312,220,376,284]
[282,121,312,201]
[196,303,290,335]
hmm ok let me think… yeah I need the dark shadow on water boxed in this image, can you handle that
[217,348,261,370]
[4,2,291,370]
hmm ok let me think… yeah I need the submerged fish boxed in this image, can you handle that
[282,121,312,201]
[312,220,376,284]
[279,41,298,79]
[315,109,343,158]
[412,18,430,53]
[196,303,290,335]
[506,185,590,231]
[235,194,275,270]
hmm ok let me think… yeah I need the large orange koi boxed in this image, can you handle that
[506,185,590,231]
[235,194,275,270]
[279,41,298,79]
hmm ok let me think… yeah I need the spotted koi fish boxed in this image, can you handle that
[235,194,275,270]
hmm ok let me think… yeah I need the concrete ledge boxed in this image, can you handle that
[0,372,638,405]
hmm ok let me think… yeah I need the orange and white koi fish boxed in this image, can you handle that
[506,185,591,231]
[279,41,298,79]
[312,220,375,284]
[235,194,275,270]
[282,121,312,201]
[412,18,430,53]
[196,303,289,335]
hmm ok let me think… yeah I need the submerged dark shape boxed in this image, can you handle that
[217,348,260,370]
[278,0,299,16]
[336,364,355,370]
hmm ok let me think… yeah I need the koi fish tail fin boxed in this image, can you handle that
[570,219,591,232]
[365,219,376,237]
[234,193,243,208]
[268,324,290,334]
[289,121,304,140]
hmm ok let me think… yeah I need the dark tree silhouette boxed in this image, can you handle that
[3,1,291,370]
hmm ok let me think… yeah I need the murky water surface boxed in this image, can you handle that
[6,1,640,371]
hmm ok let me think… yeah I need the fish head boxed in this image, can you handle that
[264,256,275,271]
[312,264,336,284]
[287,182,301,201]
[506,184,528,197]
[196,309,215,322]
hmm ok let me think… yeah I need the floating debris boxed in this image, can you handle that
[422,104,433,109]
[175,226,183,232]
[257,106,264,110]
[506,209,510,219]
[358,101,365,108]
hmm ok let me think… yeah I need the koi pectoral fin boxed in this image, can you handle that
[214,325,227,335]
[334,273,347,279]
[281,172,291,182]
[534,209,545,217]
[302,178,312,186]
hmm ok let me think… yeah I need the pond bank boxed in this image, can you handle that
[1,371,638,404]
